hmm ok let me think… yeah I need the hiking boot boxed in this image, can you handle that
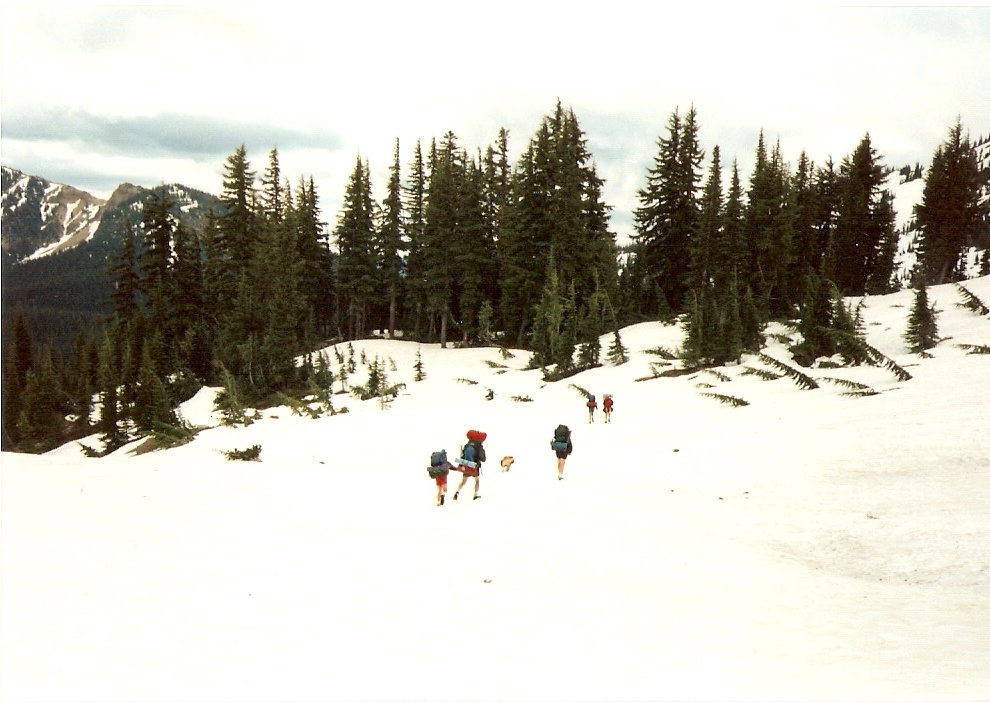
[440,494,445,505]
[453,492,459,501]
[473,495,481,500]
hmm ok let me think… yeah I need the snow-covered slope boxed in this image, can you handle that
[3,276,988,702]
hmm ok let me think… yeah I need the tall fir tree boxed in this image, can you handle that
[2,309,35,450]
[334,155,379,340]
[404,139,429,338]
[500,101,617,345]
[377,139,406,338]
[831,133,894,296]
[915,118,989,284]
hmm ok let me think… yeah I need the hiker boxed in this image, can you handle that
[428,450,454,506]
[602,394,614,423]
[550,424,573,480]
[586,394,597,423]
[454,429,487,500]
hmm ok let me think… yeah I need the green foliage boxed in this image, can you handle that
[644,346,678,360]
[826,331,913,381]
[567,383,592,398]
[915,118,989,284]
[699,392,750,407]
[607,329,629,365]
[817,376,874,392]
[510,395,533,402]
[741,366,784,381]
[700,368,732,383]
[215,365,252,426]
[150,419,202,450]
[224,444,262,461]
[757,353,820,390]
[413,347,426,381]
[954,283,989,315]
[956,343,990,355]
[904,283,940,353]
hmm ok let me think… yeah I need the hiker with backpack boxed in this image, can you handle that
[586,394,597,423]
[427,449,454,506]
[602,394,614,423]
[453,429,487,500]
[550,424,573,480]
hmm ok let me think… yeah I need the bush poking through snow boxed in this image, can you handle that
[954,283,990,315]
[699,392,750,407]
[956,343,990,355]
[700,368,732,383]
[827,331,913,381]
[757,353,820,390]
[224,445,261,461]
[818,377,874,392]
[741,366,784,381]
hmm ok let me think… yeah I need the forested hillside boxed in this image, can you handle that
[2,104,987,454]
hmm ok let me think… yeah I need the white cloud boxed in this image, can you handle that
[2,3,988,238]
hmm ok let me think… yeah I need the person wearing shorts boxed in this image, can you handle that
[553,425,573,480]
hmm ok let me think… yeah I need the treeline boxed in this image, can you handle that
[3,103,987,454]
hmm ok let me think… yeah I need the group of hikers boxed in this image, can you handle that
[426,393,615,506]
[584,392,614,423]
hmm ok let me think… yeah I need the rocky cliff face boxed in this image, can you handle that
[1,166,108,263]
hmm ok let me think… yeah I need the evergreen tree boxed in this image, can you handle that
[743,132,793,320]
[632,106,703,317]
[530,252,566,367]
[2,309,34,449]
[500,101,617,344]
[334,155,378,340]
[404,140,429,338]
[904,279,940,353]
[293,176,333,341]
[67,325,95,433]
[172,220,210,380]
[915,118,989,284]
[133,343,176,432]
[107,218,141,327]
[607,328,629,365]
[138,191,178,374]
[16,343,65,452]
[421,134,461,346]
[96,332,127,453]
[451,154,491,344]
[377,139,406,338]
[831,134,894,296]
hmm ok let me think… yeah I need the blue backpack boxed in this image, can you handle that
[428,450,449,478]
[456,441,479,469]
[550,424,570,452]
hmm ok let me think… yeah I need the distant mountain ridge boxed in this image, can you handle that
[1,166,219,356]
[1,166,215,266]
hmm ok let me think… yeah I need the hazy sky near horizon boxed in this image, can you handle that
[2,2,988,240]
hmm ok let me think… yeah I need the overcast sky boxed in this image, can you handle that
[2,2,988,241]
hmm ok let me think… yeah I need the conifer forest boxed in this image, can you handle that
[3,102,987,454]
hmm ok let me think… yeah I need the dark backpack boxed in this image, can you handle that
[428,450,449,478]
[462,443,476,464]
[550,424,570,452]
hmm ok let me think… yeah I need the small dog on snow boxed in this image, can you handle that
[500,456,515,472]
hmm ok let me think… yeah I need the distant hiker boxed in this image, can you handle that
[586,394,597,423]
[428,450,454,506]
[550,424,573,480]
[602,394,614,423]
[454,429,487,500]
